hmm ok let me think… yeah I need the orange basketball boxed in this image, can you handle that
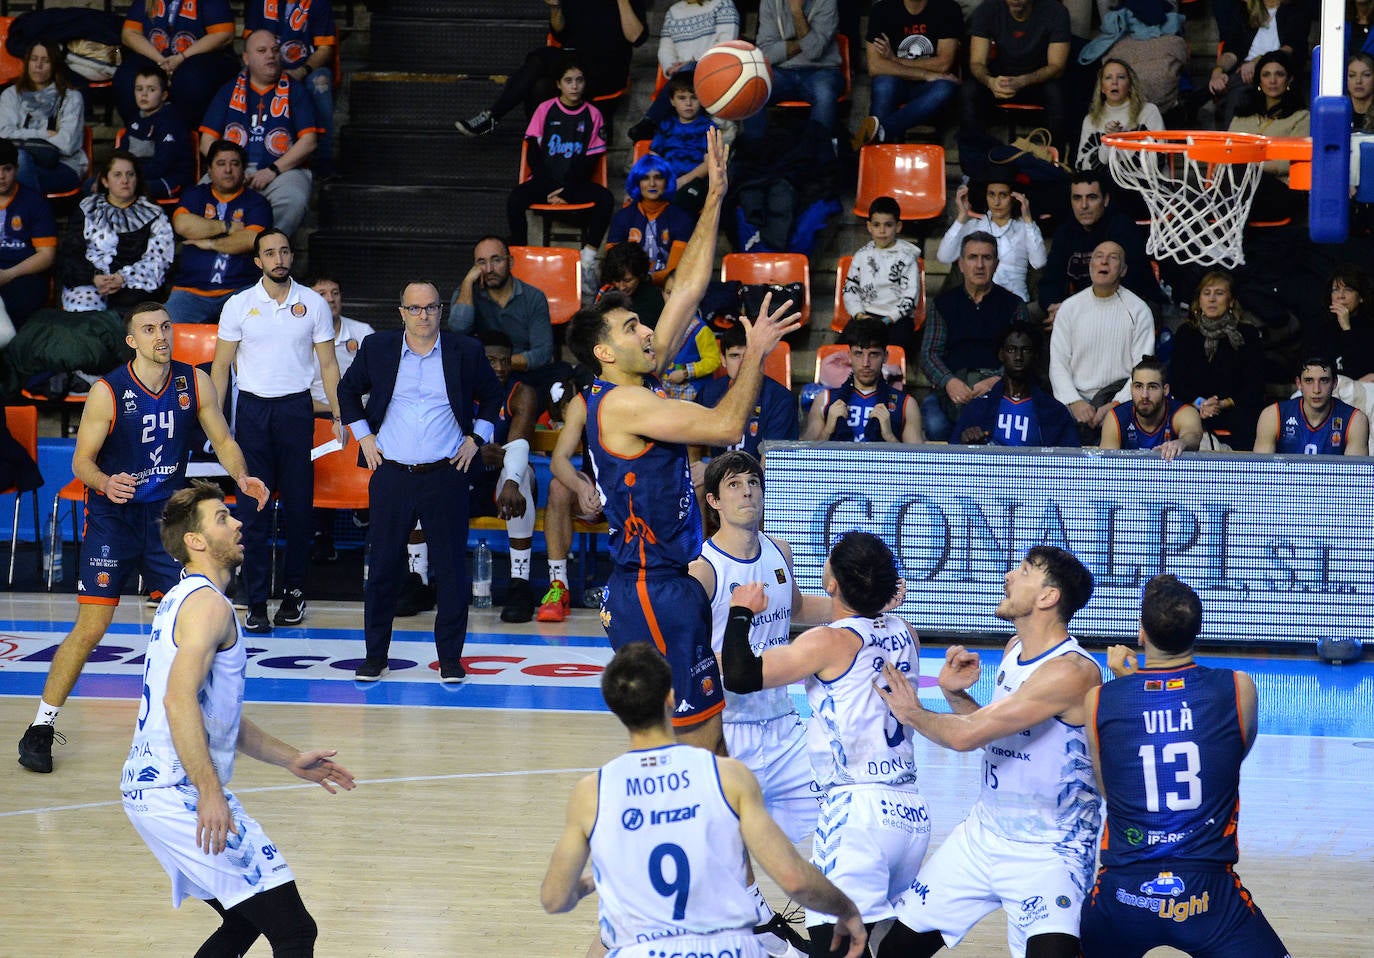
[694,41,773,121]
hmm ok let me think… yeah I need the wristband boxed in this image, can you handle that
[267,162,281,175]
[1194,397,1205,409]
[467,432,486,448]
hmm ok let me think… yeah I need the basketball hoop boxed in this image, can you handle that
[1102,131,1271,268]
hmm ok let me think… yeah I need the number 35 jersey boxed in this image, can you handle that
[96,361,202,505]
[1092,664,1245,869]
[589,744,758,948]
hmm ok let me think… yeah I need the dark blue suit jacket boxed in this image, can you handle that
[337,330,504,459]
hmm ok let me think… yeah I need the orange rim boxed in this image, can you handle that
[1101,130,1274,165]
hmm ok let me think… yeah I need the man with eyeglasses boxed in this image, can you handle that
[338,281,504,683]
[213,228,345,633]
[451,235,568,393]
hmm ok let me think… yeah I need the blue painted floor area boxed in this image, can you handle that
[0,615,1369,738]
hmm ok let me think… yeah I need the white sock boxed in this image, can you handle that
[408,542,429,584]
[549,559,568,586]
[749,882,774,924]
[34,700,60,727]
[510,548,531,581]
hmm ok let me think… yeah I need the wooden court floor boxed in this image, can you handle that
[1,596,1371,957]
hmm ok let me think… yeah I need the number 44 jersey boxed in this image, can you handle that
[589,744,759,949]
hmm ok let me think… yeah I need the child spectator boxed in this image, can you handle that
[648,74,719,214]
[658,269,721,400]
[507,59,614,288]
[1076,59,1164,173]
[117,67,194,202]
[842,196,924,356]
[607,153,695,285]
[626,0,739,142]
[598,242,664,329]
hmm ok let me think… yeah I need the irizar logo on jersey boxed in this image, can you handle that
[621,807,644,830]
[648,803,700,825]
[1116,873,1211,923]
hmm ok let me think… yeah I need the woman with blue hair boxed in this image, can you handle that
[606,152,696,286]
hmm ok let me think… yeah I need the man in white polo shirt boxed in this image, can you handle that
[212,228,345,633]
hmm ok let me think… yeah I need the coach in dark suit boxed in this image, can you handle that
[338,281,504,683]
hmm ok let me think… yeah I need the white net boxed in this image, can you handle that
[1104,132,1266,268]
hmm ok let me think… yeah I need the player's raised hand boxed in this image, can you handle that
[740,292,802,358]
[290,748,357,794]
[705,125,729,197]
[938,645,981,693]
[729,581,768,614]
[882,578,907,613]
[1106,644,1138,678]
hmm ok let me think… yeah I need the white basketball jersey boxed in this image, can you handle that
[121,575,245,793]
[590,744,758,949]
[702,534,797,723]
[805,614,919,791]
[972,636,1102,845]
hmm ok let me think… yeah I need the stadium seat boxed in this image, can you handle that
[764,340,791,389]
[509,245,581,326]
[721,252,811,328]
[3,405,41,587]
[831,254,927,334]
[171,323,220,366]
[853,144,946,220]
[0,17,24,87]
[311,418,370,588]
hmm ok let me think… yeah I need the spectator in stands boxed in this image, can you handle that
[852,0,963,147]
[452,235,569,393]
[1039,172,1165,324]
[0,40,88,197]
[803,317,923,442]
[1227,50,1309,221]
[1350,0,1374,53]
[505,60,613,290]
[936,178,1046,303]
[165,140,273,325]
[921,230,1029,440]
[962,0,1071,150]
[608,154,695,285]
[954,321,1079,446]
[1168,269,1266,450]
[843,196,924,356]
[647,74,720,215]
[658,269,721,401]
[245,0,338,178]
[696,320,799,458]
[1253,356,1370,454]
[1099,355,1204,459]
[455,0,647,137]
[1049,240,1156,439]
[747,0,845,140]
[1209,0,1309,130]
[598,242,663,329]
[118,67,194,202]
[624,0,739,143]
[0,138,58,329]
[59,151,173,314]
[115,0,238,129]
[1349,52,1374,129]
[1075,59,1164,174]
[1306,264,1374,381]
[200,30,319,238]
[310,276,374,415]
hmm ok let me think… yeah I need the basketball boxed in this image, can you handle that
[694,41,773,121]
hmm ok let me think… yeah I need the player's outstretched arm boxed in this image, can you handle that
[722,758,867,958]
[193,367,268,510]
[235,718,356,793]
[540,773,598,914]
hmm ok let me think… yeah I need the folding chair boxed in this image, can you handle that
[853,144,946,220]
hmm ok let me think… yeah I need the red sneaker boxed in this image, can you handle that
[536,580,571,622]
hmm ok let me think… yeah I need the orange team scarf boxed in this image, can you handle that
[227,72,293,124]
[260,0,313,30]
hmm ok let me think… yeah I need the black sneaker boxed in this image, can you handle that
[439,659,467,684]
[244,605,272,633]
[754,911,810,957]
[354,658,388,682]
[626,117,657,143]
[18,724,63,773]
[311,533,337,564]
[454,110,495,136]
[500,578,536,623]
[394,572,435,617]
[274,589,306,626]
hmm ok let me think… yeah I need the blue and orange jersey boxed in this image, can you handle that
[584,376,702,573]
[1272,396,1358,455]
[96,361,202,505]
[125,0,235,54]
[1110,398,1186,450]
[1094,664,1245,869]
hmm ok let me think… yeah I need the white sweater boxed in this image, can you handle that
[1049,285,1155,406]
[842,239,923,322]
[659,0,741,71]
[935,215,1046,303]
[1076,101,1165,171]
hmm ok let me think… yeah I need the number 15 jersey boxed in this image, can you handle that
[589,744,758,949]
[96,361,202,505]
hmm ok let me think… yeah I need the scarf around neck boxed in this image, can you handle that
[228,72,292,123]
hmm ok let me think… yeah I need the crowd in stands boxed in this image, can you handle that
[2,0,1374,619]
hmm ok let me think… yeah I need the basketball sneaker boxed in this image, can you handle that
[536,580,571,622]
[274,589,307,626]
[455,110,495,136]
[18,723,64,773]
